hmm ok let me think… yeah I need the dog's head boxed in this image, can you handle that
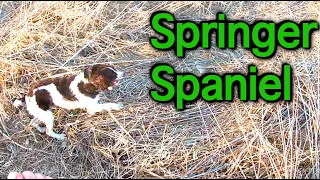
[84,64,124,91]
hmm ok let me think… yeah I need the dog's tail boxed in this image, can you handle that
[12,96,26,108]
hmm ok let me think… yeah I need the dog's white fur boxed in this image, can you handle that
[13,100,24,108]
[14,68,124,140]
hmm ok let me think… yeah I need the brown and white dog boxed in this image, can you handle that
[13,64,124,140]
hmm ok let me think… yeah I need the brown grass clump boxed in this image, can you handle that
[0,1,320,179]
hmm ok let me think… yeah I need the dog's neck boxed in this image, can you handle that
[70,72,100,99]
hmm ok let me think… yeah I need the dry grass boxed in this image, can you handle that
[0,1,319,179]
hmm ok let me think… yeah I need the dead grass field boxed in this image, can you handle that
[0,1,320,179]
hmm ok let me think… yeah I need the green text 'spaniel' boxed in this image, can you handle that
[149,11,319,59]
[149,63,292,110]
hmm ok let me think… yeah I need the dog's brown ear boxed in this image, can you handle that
[93,74,106,89]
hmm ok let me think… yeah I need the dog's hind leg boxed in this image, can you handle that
[26,94,65,140]
[30,109,65,140]
[42,110,66,140]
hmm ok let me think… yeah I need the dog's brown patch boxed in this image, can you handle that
[78,82,99,98]
[27,79,52,97]
[35,89,53,111]
[54,75,77,101]
[27,75,77,101]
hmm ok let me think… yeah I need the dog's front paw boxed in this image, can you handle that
[87,109,97,115]
[115,103,124,110]
[102,103,125,111]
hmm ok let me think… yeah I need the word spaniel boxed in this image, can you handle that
[13,64,125,140]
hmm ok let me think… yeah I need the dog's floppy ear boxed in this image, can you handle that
[84,66,92,79]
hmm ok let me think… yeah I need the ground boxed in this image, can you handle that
[0,1,320,179]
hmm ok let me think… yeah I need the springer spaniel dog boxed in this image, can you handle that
[12,64,124,140]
